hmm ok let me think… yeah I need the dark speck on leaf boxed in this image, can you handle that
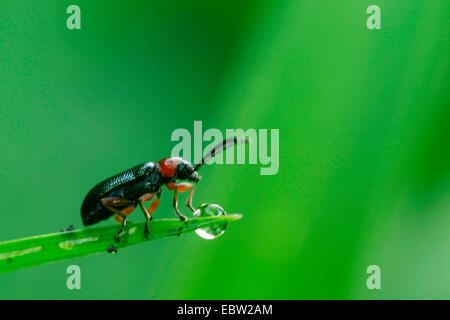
[107,245,118,254]
[61,225,76,233]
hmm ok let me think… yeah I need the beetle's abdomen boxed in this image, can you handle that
[81,162,157,226]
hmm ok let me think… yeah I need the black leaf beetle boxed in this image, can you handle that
[81,137,247,242]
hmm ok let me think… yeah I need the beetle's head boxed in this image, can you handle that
[176,160,200,182]
[158,157,200,183]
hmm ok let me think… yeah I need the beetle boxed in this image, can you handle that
[81,137,247,242]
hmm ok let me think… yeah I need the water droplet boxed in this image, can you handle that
[193,203,227,239]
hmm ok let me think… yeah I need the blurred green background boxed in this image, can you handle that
[0,0,449,299]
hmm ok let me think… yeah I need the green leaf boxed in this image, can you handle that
[0,214,242,275]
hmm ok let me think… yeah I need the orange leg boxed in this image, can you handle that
[148,197,161,214]
[168,182,195,222]
[175,182,195,212]
[101,196,135,242]
[138,192,161,239]
[114,206,135,223]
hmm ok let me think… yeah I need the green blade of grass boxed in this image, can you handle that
[0,214,242,275]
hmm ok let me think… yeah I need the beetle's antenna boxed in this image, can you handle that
[194,137,250,171]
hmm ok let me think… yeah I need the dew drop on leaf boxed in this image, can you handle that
[193,203,227,239]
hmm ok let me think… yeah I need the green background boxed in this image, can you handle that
[0,0,448,299]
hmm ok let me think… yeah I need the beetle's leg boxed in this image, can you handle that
[176,182,195,212]
[148,194,161,215]
[114,206,134,224]
[108,208,127,243]
[170,182,195,222]
[186,185,195,213]
[138,192,161,239]
[101,197,134,243]
[172,189,187,223]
